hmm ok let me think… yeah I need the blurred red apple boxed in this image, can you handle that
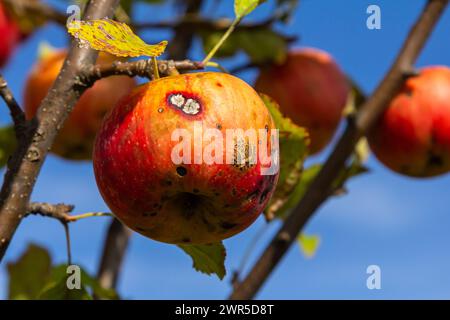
[368,66,450,178]
[0,3,20,68]
[24,47,137,160]
[94,72,279,244]
[255,48,350,154]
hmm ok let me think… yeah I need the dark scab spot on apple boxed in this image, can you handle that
[143,212,158,217]
[247,189,259,201]
[158,108,164,113]
[161,179,172,187]
[216,82,223,88]
[259,188,271,204]
[201,216,216,232]
[136,227,146,232]
[221,222,237,230]
[216,123,222,130]
[427,151,444,167]
[181,237,191,243]
[176,166,187,176]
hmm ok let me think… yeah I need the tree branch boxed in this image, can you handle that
[0,74,26,137]
[0,0,120,263]
[229,0,449,300]
[82,59,204,83]
[2,0,67,26]
[96,219,132,292]
[167,0,203,60]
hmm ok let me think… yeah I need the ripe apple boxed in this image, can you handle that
[0,3,20,67]
[24,47,136,160]
[93,72,279,244]
[368,66,450,178]
[255,48,350,154]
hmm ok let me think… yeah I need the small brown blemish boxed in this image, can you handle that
[221,222,237,230]
[143,212,157,217]
[216,124,222,130]
[158,108,164,113]
[216,82,223,87]
[259,188,271,204]
[181,237,191,243]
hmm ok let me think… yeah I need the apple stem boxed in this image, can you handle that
[202,17,240,66]
[152,56,160,79]
[66,212,113,222]
[205,61,229,73]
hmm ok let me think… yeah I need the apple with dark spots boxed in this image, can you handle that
[368,66,450,178]
[93,72,279,244]
[0,3,20,68]
[255,48,350,154]
[24,48,136,160]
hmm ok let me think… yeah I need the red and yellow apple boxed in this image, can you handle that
[0,3,20,67]
[24,48,136,160]
[93,72,279,244]
[255,48,350,154]
[368,66,450,178]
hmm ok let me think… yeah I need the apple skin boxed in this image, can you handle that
[24,50,136,160]
[368,66,450,178]
[0,3,20,68]
[93,72,279,244]
[255,48,349,155]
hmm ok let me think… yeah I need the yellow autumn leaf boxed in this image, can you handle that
[67,19,167,58]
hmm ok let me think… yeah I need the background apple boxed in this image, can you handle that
[0,3,20,68]
[94,72,279,244]
[255,48,350,155]
[24,47,137,160]
[368,66,450,178]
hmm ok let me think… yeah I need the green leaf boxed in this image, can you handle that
[67,19,167,58]
[297,233,320,258]
[178,242,226,280]
[7,244,52,300]
[0,125,17,169]
[237,29,287,64]
[201,28,287,64]
[261,94,310,220]
[79,267,120,299]
[234,0,267,19]
[38,264,119,300]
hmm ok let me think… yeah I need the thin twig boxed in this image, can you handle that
[25,202,111,223]
[229,0,449,300]
[0,74,26,136]
[62,222,72,266]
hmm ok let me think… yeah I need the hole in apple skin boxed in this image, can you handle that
[176,166,187,176]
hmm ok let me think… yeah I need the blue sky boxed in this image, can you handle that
[1,0,450,299]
